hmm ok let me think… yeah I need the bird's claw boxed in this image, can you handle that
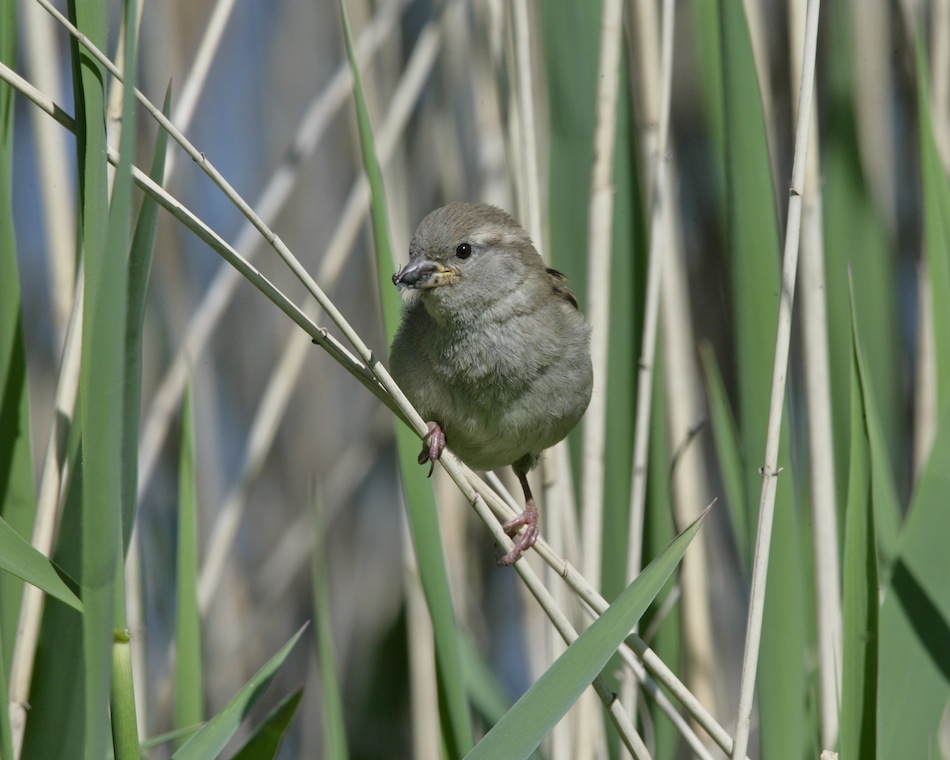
[417,421,446,477]
[498,503,539,566]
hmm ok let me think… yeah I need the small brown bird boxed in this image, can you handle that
[390,203,592,565]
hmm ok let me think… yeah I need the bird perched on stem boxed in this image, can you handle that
[390,203,592,565]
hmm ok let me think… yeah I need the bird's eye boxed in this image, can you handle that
[455,243,472,259]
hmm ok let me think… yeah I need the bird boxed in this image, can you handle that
[389,203,592,565]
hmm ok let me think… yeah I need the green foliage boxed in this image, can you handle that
[1,0,945,757]
[171,627,307,760]
[174,382,204,742]
[467,512,704,760]
[338,1,474,754]
[840,291,880,760]
[0,518,82,612]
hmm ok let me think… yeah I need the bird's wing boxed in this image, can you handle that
[545,268,579,310]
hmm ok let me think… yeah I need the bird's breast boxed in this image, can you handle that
[416,313,591,472]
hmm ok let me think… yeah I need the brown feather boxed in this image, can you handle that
[545,268,579,309]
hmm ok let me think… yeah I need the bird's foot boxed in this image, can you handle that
[417,421,446,477]
[498,500,539,566]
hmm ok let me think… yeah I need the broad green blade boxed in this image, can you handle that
[172,626,307,760]
[839,289,879,760]
[642,361,683,760]
[174,381,203,742]
[877,401,950,755]
[122,83,171,550]
[465,510,706,760]
[0,0,20,749]
[311,493,348,760]
[0,516,82,612]
[21,438,85,757]
[875,36,950,757]
[718,0,784,551]
[600,84,644,598]
[459,632,511,730]
[231,687,304,760]
[700,345,748,569]
[717,0,808,755]
[70,0,122,751]
[338,2,474,755]
[0,0,36,676]
[0,0,24,751]
[336,0,399,337]
[108,6,142,756]
[540,2,646,600]
[820,3,903,493]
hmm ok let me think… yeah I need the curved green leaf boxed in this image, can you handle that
[338,2,474,755]
[465,510,706,760]
[172,626,307,760]
[0,516,81,612]
[840,289,879,759]
[231,687,304,760]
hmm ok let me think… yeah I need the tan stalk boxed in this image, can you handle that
[22,0,74,335]
[740,0,780,197]
[630,0,660,176]
[503,0,542,677]
[580,0,624,591]
[790,0,841,748]
[659,199,717,720]
[509,0,543,244]
[731,1,822,757]
[850,0,897,230]
[915,261,938,479]
[916,0,950,477]
[134,0,410,501]
[626,0,675,588]
[194,16,442,613]
[469,475,738,759]
[3,22,737,755]
[8,273,83,758]
[622,0,676,751]
[5,49,735,756]
[163,0,237,179]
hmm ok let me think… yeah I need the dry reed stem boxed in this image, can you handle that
[163,0,237,179]
[135,0,409,501]
[580,0,624,590]
[789,0,842,748]
[731,1,822,757]
[1,53,733,757]
[851,0,898,230]
[21,0,75,334]
[5,6,743,753]
[626,0,675,588]
[8,273,84,757]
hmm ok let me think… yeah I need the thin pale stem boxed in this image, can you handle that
[8,271,84,758]
[134,0,421,501]
[509,0,543,245]
[731,1,822,757]
[468,477,740,758]
[163,0,237,178]
[22,0,74,335]
[790,0,841,748]
[626,0,676,584]
[580,0,624,587]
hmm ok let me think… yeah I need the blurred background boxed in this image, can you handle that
[7,0,945,757]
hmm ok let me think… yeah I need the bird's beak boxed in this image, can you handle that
[392,259,458,290]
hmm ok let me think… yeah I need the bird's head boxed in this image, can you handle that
[392,203,544,322]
